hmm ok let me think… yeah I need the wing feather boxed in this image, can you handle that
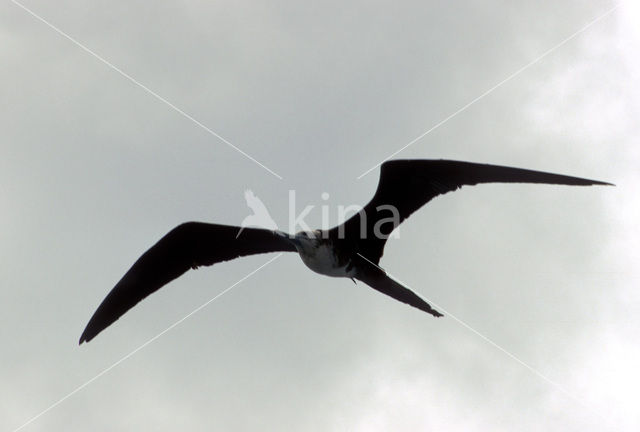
[79,222,296,343]
[332,159,611,263]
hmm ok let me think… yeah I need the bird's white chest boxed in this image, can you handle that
[297,243,352,277]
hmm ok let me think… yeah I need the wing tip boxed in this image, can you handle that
[583,178,614,187]
[78,332,89,345]
[78,326,98,345]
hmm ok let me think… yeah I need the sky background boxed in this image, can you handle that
[2,1,639,431]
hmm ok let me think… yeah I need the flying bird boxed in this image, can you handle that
[79,159,611,344]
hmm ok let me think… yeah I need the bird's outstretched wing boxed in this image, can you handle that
[79,222,296,344]
[353,255,443,318]
[332,159,612,264]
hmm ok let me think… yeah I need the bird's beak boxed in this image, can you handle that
[275,230,301,246]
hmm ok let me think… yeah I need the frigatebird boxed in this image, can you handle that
[79,159,611,344]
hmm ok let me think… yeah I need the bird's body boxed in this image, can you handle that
[79,159,611,344]
[292,232,355,278]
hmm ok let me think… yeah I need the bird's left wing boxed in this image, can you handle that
[79,222,296,344]
[332,159,612,264]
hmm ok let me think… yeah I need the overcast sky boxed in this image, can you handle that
[2,1,639,431]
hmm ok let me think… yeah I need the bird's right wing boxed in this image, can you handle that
[79,222,296,344]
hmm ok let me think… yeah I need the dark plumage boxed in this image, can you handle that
[79,224,295,343]
[331,160,611,264]
[80,159,611,344]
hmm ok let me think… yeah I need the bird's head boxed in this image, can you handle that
[275,229,323,253]
[286,230,322,253]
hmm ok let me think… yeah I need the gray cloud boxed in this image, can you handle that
[2,1,637,431]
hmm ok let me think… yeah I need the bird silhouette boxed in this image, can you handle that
[79,159,611,344]
[236,189,278,238]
